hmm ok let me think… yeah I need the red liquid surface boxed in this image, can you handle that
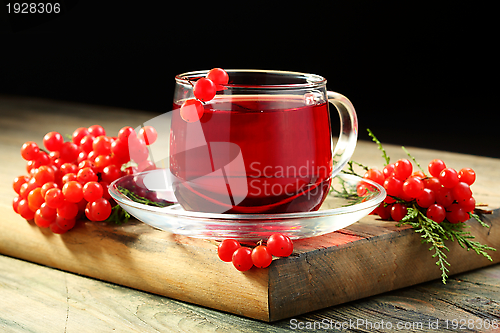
[170,96,332,214]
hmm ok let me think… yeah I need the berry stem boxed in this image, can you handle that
[185,77,206,105]
[184,76,195,87]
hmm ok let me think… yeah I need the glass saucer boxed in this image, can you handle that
[109,169,386,241]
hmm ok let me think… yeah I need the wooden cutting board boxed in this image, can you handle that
[1,96,499,321]
[0,206,498,322]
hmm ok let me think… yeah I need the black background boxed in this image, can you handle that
[1,2,498,158]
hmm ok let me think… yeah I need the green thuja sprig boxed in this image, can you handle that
[367,128,390,166]
[401,146,426,175]
[397,205,451,283]
[116,186,173,208]
[104,204,131,225]
[102,186,174,225]
[360,129,495,284]
[342,160,369,177]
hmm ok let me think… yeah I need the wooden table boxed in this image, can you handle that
[1,96,499,332]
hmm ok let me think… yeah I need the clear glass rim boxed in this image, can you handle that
[175,69,327,90]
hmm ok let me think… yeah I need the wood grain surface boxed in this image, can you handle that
[1,96,499,330]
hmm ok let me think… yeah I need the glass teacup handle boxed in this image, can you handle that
[327,91,358,177]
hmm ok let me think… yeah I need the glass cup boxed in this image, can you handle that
[169,70,357,214]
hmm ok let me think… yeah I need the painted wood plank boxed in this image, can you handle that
[0,255,289,333]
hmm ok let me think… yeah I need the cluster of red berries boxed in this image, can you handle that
[12,124,158,233]
[180,68,229,123]
[361,158,477,224]
[218,233,293,271]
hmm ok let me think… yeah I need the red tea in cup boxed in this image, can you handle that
[170,70,357,214]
